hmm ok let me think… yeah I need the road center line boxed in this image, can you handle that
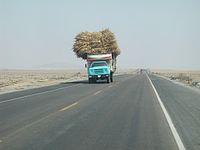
[147,74,186,150]
[59,102,78,111]
[93,90,102,95]
[0,84,81,104]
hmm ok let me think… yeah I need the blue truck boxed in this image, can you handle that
[86,54,116,83]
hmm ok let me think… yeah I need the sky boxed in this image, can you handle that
[0,0,200,70]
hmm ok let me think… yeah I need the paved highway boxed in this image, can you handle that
[150,75,200,150]
[0,74,199,150]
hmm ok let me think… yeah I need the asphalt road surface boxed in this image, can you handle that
[0,74,199,150]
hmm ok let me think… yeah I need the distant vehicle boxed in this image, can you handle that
[170,76,176,80]
[197,83,200,88]
[140,69,143,74]
[86,54,116,83]
[192,81,200,88]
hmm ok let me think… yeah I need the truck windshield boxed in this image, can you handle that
[91,62,107,67]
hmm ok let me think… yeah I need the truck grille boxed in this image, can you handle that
[94,69,104,74]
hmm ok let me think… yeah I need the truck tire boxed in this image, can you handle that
[110,73,113,82]
[89,78,92,84]
[107,77,110,83]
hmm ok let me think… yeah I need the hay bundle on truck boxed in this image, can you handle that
[73,29,120,83]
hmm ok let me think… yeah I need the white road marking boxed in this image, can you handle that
[0,84,81,104]
[108,85,113,88]
[93,90,102,95]
[59,102,78,111]
[147,74,186,150]
[0,139,2,143]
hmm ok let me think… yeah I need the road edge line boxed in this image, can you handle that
[146,74,186,150]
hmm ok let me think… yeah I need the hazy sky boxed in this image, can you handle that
[0,0,200,69]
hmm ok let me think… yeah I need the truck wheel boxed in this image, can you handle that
[110,73,113,82]
[110,77,113,82]
[107,77,110,83]
[89,78,92,84]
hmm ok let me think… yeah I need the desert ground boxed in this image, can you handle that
[0,70,88,94]
[152,69,200,87]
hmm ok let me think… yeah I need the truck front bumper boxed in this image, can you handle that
[89,74,109,80]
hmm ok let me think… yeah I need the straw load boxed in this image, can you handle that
[73,29,120,59]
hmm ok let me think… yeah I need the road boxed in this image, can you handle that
[150,75,200,150]
[0,74,199,150]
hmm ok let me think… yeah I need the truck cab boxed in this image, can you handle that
[87,54,115,83]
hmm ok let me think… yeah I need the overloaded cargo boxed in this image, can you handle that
[73,29,120,59]
[72,29,120,83]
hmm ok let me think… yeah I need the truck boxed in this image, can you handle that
[86,54,116,83]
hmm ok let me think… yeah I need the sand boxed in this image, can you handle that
[0,70,87,94]
[152,69,200,87]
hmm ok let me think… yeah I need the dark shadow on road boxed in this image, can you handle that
[60,80,109,85]
[60,80,88,84]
